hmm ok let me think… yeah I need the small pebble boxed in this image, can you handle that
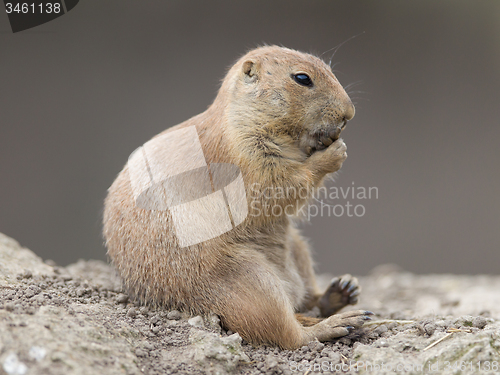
[29,346,47,362]
[3,353,27,375]
[424,322,437,336]
[304,352,314,360]
[339,337,351,346]
[188,316,204,328]
[377,340,390,347]
[307,340,325,352]
[23,270,33,279]
[127,307,138,318]
[436,319,452,329]
[320,348,331,357]
[328,352,341,363]
[473,316,488,329]
[167,310,182,320]
[387,322,397,330]
[265,356,278,369]
[115,294,128,304]
[374,324,388,335]
[44,259,57,267]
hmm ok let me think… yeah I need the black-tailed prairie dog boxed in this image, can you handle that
[103,45,372,349]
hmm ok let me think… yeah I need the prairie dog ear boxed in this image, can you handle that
[242,60,259,82]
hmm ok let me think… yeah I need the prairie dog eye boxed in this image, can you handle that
[292,73,313,87]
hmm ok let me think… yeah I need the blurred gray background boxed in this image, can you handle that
[1,0,499,275]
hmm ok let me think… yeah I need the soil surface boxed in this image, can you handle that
[0,232,499,375]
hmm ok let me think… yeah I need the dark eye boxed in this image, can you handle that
[292,73,313,87]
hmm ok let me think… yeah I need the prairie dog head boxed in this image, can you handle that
[222,46,355,157]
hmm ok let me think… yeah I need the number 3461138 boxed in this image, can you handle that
[5,3,62,14]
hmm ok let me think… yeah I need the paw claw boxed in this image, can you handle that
[349,290,360,298]
[329,277,340,286]
[346,283,357,293]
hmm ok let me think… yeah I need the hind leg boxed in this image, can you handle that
[213,253,370,349]
[288,226,322,311]
[289,229,360,316]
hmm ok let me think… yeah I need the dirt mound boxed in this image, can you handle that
[0,233,498,374]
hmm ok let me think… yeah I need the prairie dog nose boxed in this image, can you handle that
[344,101,355,121]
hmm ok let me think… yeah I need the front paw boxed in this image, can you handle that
[305,139,347,175]
[301,127,342,156]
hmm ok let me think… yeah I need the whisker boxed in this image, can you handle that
[326,32,366,67]
[343,81,364,91]
[346,90,368,95]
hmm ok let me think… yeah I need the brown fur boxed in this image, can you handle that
[103,46,369,349]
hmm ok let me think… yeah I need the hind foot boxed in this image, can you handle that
[304,309,373,342]
[319,274,360,317]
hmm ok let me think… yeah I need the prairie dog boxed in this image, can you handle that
[103,46,371,349]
